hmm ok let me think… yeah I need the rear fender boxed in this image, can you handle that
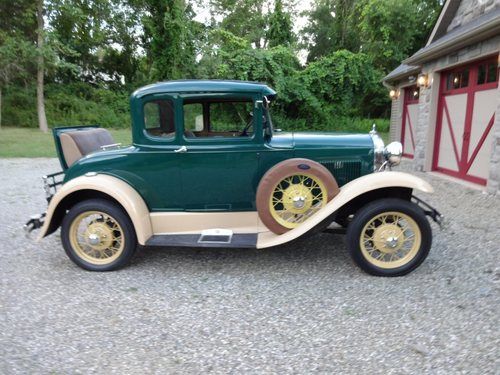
[257,171,433,248]
[37,174,152,245]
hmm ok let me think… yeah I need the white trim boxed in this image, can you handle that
[150,211,267,235]
[257,172,434,249]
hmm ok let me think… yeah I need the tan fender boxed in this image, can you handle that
[37,174,152,245]
[257,171,433,249]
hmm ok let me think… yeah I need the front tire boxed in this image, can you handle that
[346,198,431,277]
[61,199,137,271]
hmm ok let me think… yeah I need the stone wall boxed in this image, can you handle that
[487,84,500,194]
[447,0,499,32]
[389,96,401,142]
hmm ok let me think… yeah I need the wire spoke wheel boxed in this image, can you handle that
[360,211,421,269]
[69,211,125,266]
[269,174,328,229]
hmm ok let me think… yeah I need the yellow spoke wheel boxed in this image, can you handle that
[269,174,328,229]
[69,211,125,265]
[359,211,421,269]
[62,199,137,271]
[346,198,432,277]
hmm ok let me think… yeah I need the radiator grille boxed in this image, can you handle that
[320,160,361,186]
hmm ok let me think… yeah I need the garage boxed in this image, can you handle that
[383,0,500,193]
[433,57,499,185]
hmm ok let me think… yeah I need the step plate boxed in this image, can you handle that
[145,233,258,248]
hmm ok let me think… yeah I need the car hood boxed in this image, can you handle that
[293,131,374,149]
[270,131,374,149]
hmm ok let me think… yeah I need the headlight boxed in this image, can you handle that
[384,142,403,166]
[369,126,385,171]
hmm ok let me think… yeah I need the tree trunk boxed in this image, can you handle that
[0,87,2,130]
[36,0,48,133]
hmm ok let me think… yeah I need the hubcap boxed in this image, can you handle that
[69,211,125,265]
[269,174,327,229]
[88,233,100,246]
[292,196,306,209]
[359,211,421,269]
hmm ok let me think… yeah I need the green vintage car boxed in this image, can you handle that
[25,80,442,276]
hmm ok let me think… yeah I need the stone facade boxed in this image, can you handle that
[389,95,401,143]
[487,85,500,194]
[447,0,499,32]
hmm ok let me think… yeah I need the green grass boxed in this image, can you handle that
[0,127,388,158]
[0,127,132,158]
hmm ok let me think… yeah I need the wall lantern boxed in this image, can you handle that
[417,73,429,88]
[389,89,399,100]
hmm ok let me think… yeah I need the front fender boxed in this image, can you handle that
[37,174,152,245]
[257,171,433,249]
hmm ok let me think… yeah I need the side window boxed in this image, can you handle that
[184,103,204,135]
[143,99,175,138]
[183,99,254,138]
[211,101,253,135]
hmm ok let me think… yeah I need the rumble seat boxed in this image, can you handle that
[60,128,115,167]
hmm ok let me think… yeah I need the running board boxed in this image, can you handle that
[145,233,258,248]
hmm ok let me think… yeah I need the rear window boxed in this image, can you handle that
[143,99,175,138]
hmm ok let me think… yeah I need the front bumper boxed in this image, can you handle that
[412,195,444,228]
[24,213,46,235]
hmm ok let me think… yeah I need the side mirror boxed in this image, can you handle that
[195,115,204,132]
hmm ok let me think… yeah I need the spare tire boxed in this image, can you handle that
[256,158,339,234]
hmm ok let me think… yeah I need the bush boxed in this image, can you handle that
[2,83,131,128]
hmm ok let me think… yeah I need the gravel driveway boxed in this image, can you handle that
[1,158,499,374]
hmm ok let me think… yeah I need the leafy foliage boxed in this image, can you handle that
[0,0,442,132]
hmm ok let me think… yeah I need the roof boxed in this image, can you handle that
[383,64,420,83]
[132,80,277,99]
[404,8,500,65]
[426,0,462,46]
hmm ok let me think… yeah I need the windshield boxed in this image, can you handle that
[263,98,274,137]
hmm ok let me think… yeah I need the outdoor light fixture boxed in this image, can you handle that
[417,73,429,88]
[389,89,399,99]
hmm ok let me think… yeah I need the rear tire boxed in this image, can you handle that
[61,199,137,271]
[346,198,431,277]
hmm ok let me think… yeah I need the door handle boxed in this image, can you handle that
[174,145,188,153]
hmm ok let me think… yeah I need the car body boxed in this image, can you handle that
[26,80,442,276]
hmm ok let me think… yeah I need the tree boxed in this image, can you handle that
[37,0,49,133]
[0,0,37,129]
[267,0,295,48]
[140,0,197,80]
[0,36,35,129]
[210,0,268,48]
[357,0,442,72]
[303,0,359,62]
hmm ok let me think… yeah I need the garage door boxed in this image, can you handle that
[433,57,499,185]
[401,86,419,158]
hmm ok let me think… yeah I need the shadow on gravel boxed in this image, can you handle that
[132,232,352,272]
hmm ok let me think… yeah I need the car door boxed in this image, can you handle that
[126,95,185,211]
[178,93,266,211]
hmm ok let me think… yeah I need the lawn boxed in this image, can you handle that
[0,127,132,158]
[0,127,389,158]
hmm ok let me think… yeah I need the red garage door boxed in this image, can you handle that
[433,57,499,185]
[401,86,419,158]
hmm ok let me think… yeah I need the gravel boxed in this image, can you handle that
[0,158,499,374]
